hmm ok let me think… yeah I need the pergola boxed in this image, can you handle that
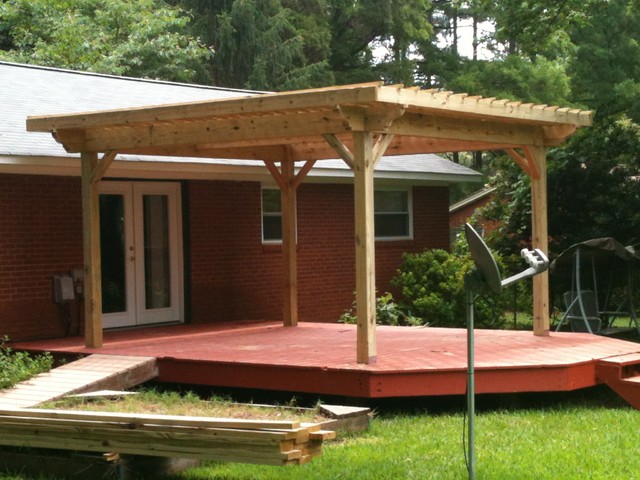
[27,82,592,364]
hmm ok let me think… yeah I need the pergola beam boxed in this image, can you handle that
[372,134,394,167]
[322,134,354,169]
[52,108,549,156]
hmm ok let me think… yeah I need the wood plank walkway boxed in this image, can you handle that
[13,322,640,402]
[0,354,158,408]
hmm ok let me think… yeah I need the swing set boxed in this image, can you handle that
[552,237,640,335]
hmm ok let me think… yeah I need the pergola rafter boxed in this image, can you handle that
[27,82,592,364]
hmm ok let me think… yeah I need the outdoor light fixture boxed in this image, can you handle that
[463,223,549,480]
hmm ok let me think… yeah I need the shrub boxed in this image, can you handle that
[0,336,53,389]
[339,292,422,326]
[391,248,509,328]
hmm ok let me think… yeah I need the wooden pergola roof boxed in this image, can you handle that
[27,81,591,161]
[27,82,592,364]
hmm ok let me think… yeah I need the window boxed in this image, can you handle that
[262,188,282,243]
[375,189,412,239]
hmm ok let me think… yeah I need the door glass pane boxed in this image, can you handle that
[143,194,171,309]
[100,194,126,313]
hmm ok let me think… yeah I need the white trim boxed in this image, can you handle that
[99,182,136,329]
[134,182,183,325]
[0,154,482,185]
[98,181,183,328]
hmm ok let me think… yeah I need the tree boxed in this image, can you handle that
[212,0,334,90]
[367,0,433,85]
[483,118,640,259]
[171,0,334,90]
[489,0,592,59]
[569,0,640,121]
[0,0,211,83]
[446,55,572,105]
[175,0,434,89]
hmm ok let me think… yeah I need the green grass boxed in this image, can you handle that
[169,399,640,480]
[2,389,639,480]
[39,388,323,422]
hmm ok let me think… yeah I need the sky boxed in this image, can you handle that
[372,18,495,64]
[441,18,495,60]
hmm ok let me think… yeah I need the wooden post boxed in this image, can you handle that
[81,152,103,348]
[265,155,315,328]
[353,131,377,364]
[281,156,298,327]
[527,145,550,336]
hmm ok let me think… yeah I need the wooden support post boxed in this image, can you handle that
[265,156,315,327]
[353,131,377,364]
[81,152,103,348]
[526,145,550,336]
[281,156,298,327]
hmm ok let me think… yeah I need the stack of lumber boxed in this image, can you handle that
[0,408,335,466]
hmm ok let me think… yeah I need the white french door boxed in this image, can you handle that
[99,181,183,329]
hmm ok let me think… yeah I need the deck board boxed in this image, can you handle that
[12,322,640,399]
[0,354,158,408]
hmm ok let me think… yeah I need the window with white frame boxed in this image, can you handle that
[262,188,283,243]
[374,189,412,239]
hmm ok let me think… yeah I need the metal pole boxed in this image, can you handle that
[466,288,476,480]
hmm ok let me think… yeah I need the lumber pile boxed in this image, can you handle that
[0,408,335,466]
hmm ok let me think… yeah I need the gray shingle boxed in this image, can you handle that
[0,61,480,182]
[0,61,252,158]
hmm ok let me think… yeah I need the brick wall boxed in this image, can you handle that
[189,182,450,324]
[0,174,83,340]
[1,174,450,340]
[449,194,500,237]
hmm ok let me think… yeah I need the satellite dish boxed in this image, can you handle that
[465,223,502,294]
[462,223,549,480]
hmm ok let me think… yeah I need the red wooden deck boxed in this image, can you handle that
[13,322,640,401]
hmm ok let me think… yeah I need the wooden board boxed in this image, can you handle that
[0,408,332,466]
[0,355,157,409]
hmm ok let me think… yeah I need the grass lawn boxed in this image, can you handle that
[1,387,639,480]
[171,392,639,480]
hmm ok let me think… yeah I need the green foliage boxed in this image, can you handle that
[447,55,572,105]
[212,0,331,90]
[391,247,509,328]
[490,0,592,58]
[484,118,640,260]
[0,0,211,82]
[178,0,334,90]
[0,336,53,389]
[339,292,422,326]
[568,0,640,121]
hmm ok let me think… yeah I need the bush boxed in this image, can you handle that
[339,292,422,326]
[0,336,53,389]
[391,248,509,328]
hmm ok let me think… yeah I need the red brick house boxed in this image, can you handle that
[449,186,498,242]
[0,62,481,341]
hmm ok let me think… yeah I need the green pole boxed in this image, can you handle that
[467,288,476,480]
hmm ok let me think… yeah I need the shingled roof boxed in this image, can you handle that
[1,61,480,184]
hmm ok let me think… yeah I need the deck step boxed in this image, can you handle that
[0,354,158,409]
[596,354,640,410]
